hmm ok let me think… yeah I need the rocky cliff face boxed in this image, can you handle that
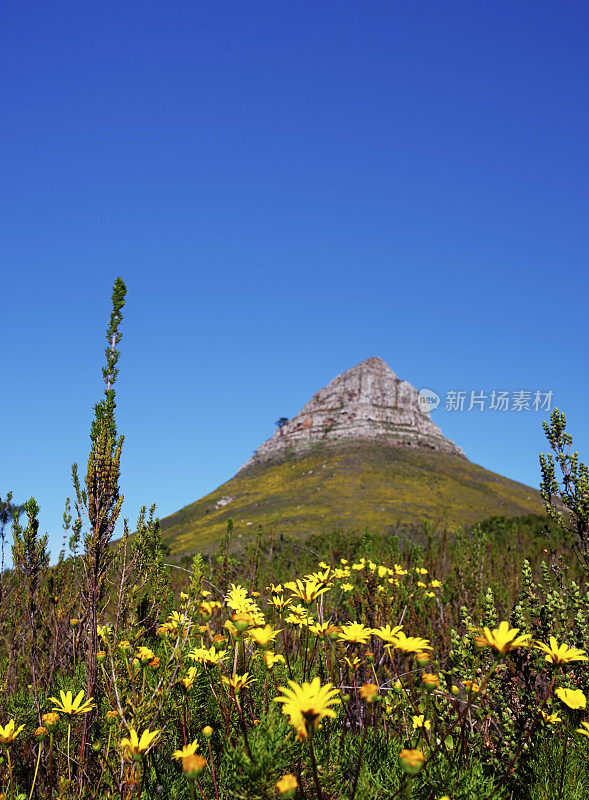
[242,357,465,469]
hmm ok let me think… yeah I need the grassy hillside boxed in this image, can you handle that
[160,442,544,556]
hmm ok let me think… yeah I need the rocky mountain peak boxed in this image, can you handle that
[242,357,465,469]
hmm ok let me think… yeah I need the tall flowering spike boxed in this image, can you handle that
[534,637,588,664]
[274,677,340,741]
[482,621,531,654]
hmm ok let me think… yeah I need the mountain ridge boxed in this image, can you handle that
[242,357,464,469]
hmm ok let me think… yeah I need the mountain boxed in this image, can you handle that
[160,358,544,555]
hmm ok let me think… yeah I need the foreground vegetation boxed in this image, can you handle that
[1,279,588,799]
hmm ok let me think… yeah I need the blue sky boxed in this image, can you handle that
[2,1,588,560]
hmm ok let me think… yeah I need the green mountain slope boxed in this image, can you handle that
[160,442,544,556]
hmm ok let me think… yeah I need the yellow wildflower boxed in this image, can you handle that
[274,677,340,741]
[136,646,155,664]
[534,637,588,664]
[248,625,281,648]
[390,632,432,654]
[232,611,252,632]
[372,624,403,644]
[342,656,364,672]
[555,687,586,710]
[225,584,249,608]
[577,721,589,738]
[269,595,291,612]
[285,579,331,604]
[540,710,561,724]
[223,673,256,692]
[304,568,332,586]
[412,715,431,730]
[172,740,199,760]
[50,690,95,716]
[309,621,337,637]
[181,667,199,690]
[338,622,372,645]
[188,645,226,666]
[120,728,160,761]
[482,621,531,654]
[261,651,286,669]
[0,720,24,746]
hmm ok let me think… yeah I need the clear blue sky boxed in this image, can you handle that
[2,1,588,560]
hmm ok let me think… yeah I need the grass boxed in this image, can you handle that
[160,441,545,557]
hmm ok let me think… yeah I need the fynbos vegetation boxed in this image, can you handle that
[1,280,588,799]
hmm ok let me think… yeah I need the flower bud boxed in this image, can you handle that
[399,749,425,775]
[42,712,60,732]
[232,613,251,633]
[327,627,341,642]
[202,726,213,739]
[421,673,440,691]
[97,650,107,664]
[182,754,206,779]
[359,683,379,703]
[34,727,48,742]
[415,651,430,667]
[106,710,119,726]
[275,773,298,798]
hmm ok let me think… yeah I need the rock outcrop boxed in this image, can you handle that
[242,357,465,469]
